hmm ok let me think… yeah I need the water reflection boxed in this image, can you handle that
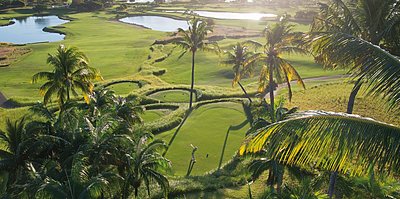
[119,16,189,32]
[0,16,69,44]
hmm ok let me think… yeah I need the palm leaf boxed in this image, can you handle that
[240,110,400,176]
[310,31,400,109]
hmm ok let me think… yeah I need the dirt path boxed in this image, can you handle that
[0,91,6,107]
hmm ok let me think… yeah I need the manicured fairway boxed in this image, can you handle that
[148,90,191,103]
[0,9,343,101]
[158,102,249,176]
[0,11,165,99]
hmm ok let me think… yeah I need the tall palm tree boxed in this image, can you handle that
[174,17,214,109]
[310,0,400,113]
[240,110,400,177]
[245,19,306,122]
[221,42,254,103]
[121,133,170,198]
[309,1,400,196]
[32,45,102,108]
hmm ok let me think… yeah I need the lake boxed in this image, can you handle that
[166,10,276,20]
[119,16,189,32]
[0,15,69,44]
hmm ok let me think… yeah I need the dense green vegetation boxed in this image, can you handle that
[1,0,399,198]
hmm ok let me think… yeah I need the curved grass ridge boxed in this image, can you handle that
[240,110,400,176]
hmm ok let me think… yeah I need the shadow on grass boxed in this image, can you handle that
[163,108,193,156]
[217,119,249,170]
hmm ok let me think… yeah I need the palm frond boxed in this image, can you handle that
[310,31,400,109]
[240,110,400,176]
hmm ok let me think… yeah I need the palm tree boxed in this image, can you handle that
[121,133,170,198]
[0,118,29,188]
[174,17,214,109]
[309,1,400,196]
[221,42,254,103]
[310,0,400,113]
[245,19,306,122]
[32,45,102,108]
[240,110,400,177]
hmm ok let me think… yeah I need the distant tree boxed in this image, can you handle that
[221,42,254,103]
[174,17,217,109]
[245,18,306,122]
[32,45,102,108]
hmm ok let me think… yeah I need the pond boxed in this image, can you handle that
[119,16,189,32]
[166,10,276,20]
[0,15,69,44]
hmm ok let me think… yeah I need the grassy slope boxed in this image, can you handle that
[0,8,343,101]
[286,82,400,126]
[158,102,249,176]
[0,10,165,100]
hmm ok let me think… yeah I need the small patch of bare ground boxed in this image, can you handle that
[0,43,31,67]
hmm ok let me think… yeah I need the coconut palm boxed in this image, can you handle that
[221,42,255,103]
[174,17,215,109]
[245,19,306,122]
[32,45,102,108]
[0,118,30,188]
[240,110,400,177]
[121,133,170,198]
[310,0,400,112]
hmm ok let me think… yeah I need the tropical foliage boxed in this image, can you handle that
[32,45,102,107]
[244,18,306,121]
[310,0,400,111]
[0,89,170,198]
[221,42,255,103]
[240,110,400,176]
[174,17,216,109]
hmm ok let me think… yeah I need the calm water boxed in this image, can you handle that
[0,16,69,44]
[166,10,276,20]
[119,16,189,32]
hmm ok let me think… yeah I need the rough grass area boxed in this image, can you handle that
[158,102,249,176]
[288,82,400,126]
[0,44,31,67]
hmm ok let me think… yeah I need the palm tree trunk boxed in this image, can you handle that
[238,81,252,103]
[268,64,275,122]
[346,77,363,114]
[328,77,363,198]
[67,85,70,101]
[135,187,138,198]
[328,171,338,198]
[189,51,196,109]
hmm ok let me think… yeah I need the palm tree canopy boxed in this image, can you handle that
[240,110,400,176]
[309,31,400,109]
[309,0,400,109]
[175,17,213,53]
[221,42,255,86]
[244,20,306,99]
[32,45,102,106]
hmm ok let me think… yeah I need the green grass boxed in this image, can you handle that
[158,102,249,176]
[0,10,166,100]
[287,82,400,126]
[0,107,32,130]
[148,90,191,103]
[142,110,167,122]
[107,82,140,96]
[0,8,339,102]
